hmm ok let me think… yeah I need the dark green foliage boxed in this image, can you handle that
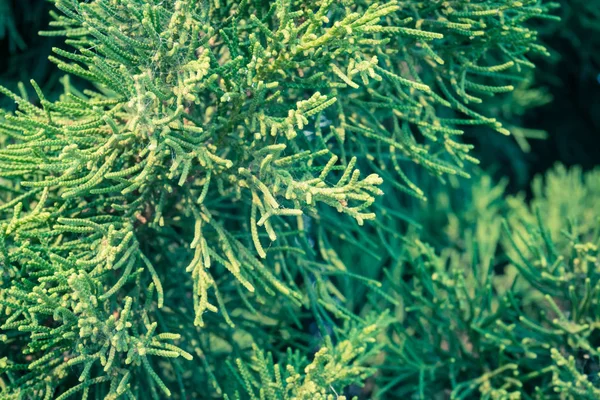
[0,0,61,111]
[475,0,600,186]
[0,0,597,399]
[373,165,600,399]
[0,0,25,52]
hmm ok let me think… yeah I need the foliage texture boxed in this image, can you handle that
[0,0,597,399]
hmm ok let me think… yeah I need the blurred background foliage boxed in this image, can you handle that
[0,0,60,108]
[473,0,600,190]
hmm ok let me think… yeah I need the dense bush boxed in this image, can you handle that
[0,0,598,399]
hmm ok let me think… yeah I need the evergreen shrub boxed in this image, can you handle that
[0,1,598,399]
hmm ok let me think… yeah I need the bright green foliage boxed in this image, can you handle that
[1,0,597,399]
[506,165,600,247]
[226,313,390,400]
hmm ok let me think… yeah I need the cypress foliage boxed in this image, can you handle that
[0,0,597,399]
[370,165,600,398]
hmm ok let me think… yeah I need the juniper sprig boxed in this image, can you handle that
[3,1,593,399]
